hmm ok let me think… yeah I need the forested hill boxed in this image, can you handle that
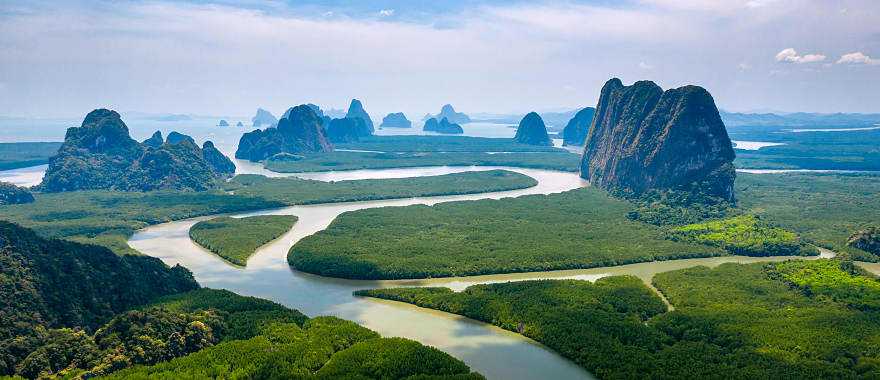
[0,220,198,373]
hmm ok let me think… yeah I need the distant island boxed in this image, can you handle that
[425,104,470,124]
[40,109,235,192]
[236,104,333,161]
[513,112,552,146]
[380,112,412,128]
[423,117,463,134]
[218,119,229,127]
[251,107,278,128]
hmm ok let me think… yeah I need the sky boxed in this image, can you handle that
[1,0,879,119]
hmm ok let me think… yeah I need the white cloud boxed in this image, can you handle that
[775,48,826,64]
[837,51,880,65]
[378,9,395,17]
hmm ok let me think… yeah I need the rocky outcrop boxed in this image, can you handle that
[252,108,278,128]
[513,112,552,146]
[40,109,235,192]
[426,104,470,124]
[235,105,333,161]
[848,227,880,255]
[561,107,596,146]
[143,131,164,148]
[424,117,463,134]
[580,79,736,201]
[326,118,362,143]
[380,113,412,128]
[218,120,229,127]
[345,99,374,136]
[201,141,236,174]
[0,182,34,205]
[236,121,244,127]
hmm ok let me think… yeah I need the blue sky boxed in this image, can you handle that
[1,0,878,118]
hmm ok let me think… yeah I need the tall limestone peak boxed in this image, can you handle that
[561,107,596,146]
[252,108,278,128]
[64,108,140,156]
[513,112,552,146]
[345,99,374,135]
[236,104,333,161]
[580,78,736,201]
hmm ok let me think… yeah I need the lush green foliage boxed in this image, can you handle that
[0,190,282,254]
[670,215,816,256]
[337,135,560,152]
[291,188,724,279]
[0,182,33,206]
[361,260,880,378]
[0,221,198,376]
[0,142,60,171]
[265,151,581,173]
[736,173,880,261]
[730,126,880,171]
[190,215,297,266]
[624,187,735,226]
[225,170,537,205]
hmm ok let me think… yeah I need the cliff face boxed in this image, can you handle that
[236,105,333,161]
[513,112,552,146]
[380,113,412,128]
[345,99,374,136]
[580,79,736,201]
[41,109,234,192]
[561,107,596,146]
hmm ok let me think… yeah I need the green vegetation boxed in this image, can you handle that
[0,221,198,377]
[624,187,735,226]
[360,259,880,378]
[731,127,880,171]
[190,215,297,266]
[290,188,725,279]
[737,172,880,261]
[0,182,34,205]
[670,214,816,256]
[224,170,538,204]
[0,190,282,254]
[265,150,580,173]
[0,142,61,170]
[338,135,561,152]
[0,170,534,255]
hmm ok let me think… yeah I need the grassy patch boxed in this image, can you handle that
[359,260,880,378]
[736,172,880,261]
[670,214,816,256]
[265,151,581,173]
[190,215,297,266]
[0,142,61,170]
[290,188,725,279]
[224,169,538,204]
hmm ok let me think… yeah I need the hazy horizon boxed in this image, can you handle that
[2,0,879,119]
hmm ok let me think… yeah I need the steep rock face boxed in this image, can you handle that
[41,109,235,192]
[427,104,470,124]
[235,105,333,161]
[580,78,736,201]
[0,182,34,205]
[201,141,236,174]
[848,227,880,255]
[424,117,463,134]
[142,131,164,148]
[345,99,374,136]
[380,112,412,128]
[252,108,278,128]
[326,118,362,143]
[561,107,596,146]
[513,112,552,146]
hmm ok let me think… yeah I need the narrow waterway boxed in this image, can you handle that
[129,165,840,380]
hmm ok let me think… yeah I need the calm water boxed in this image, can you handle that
[128,165,840,380]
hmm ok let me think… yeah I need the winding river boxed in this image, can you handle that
[128,165,838,380]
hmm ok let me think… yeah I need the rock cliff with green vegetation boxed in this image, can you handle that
[0,181,34,205]
[251,107,277,128]
[142,131,164,148]
[379,112,412,128]
[190,215,297,266]
[326,117,364,143]
[848,227,880,256]
[235,105,334,161]
[561,107,595,146]
[345,99,374,136]
[40,109,235,192]
[581,78,737,202]
[360,259,880,378]
[426,104,470,124]
[423,117,464,134]
[513,112,552,146]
